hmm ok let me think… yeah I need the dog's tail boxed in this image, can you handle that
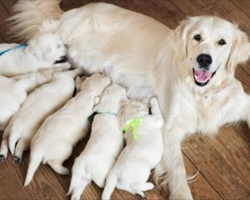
[67,163,90,200]
[102,173,117,200]
[7,0,63,42]
[24,148,43,186]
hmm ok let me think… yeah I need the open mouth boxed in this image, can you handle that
[193,68,217,87]
[54,55,68,64]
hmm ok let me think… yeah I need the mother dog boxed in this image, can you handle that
[8,1,250,199]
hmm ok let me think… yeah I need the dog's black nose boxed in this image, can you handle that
[197,54,212,69]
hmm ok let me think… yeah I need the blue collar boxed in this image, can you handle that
[0,44,28,57]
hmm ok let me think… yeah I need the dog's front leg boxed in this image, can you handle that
[157,127,193,200]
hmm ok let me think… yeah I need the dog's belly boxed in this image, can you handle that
[56,3,171,99]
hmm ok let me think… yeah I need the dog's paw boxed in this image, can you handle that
[61,168,70,176]
[0,155,6,163]
[149,96,158,105]
[14,156,21,164]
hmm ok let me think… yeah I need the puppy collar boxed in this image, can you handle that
[123,116,143,141]
[88,111,117,122]
[0,44,28,57]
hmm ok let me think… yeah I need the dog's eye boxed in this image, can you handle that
[193,34,202,41]
[218,39,226,46]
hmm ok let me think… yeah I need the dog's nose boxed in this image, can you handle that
[197,54,212,69]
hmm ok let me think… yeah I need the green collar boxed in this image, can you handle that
[122,116,143,141]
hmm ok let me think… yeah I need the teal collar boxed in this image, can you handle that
[0,44,28,57]
[88,111,117,122]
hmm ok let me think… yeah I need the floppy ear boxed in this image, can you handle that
[172,17,198,62]
[227,25,250,73]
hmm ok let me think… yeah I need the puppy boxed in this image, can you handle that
[0,33,69,77]
[102,97,164,199]
[67,84,127,200]
[0,69,62,132]
[0,68,84,163]
[24,73,111,186]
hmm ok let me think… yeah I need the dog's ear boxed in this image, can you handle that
[172,17,197,62]
[227,25,250,73]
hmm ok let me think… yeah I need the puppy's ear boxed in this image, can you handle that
[227,25,250,73]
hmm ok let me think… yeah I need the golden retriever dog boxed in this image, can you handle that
[0,33,69,77]
[0,69,83,164]
[67,84,126,200]
[9,1,250,199]
[102,97,164,199]
[0,69,61,133]
[24,74,111,186]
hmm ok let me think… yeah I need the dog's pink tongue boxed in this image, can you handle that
[194,69,213,83]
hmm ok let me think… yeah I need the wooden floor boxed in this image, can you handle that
[1,0,250,199]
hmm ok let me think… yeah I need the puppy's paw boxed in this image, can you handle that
[61,168,70,176]
[14,156,21,164]
[135,191,144,198]
[0,155,6,163]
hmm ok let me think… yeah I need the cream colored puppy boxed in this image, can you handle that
[0,33,69,77]
[24,73,111,186]
[0,69,60,132]
[102,97,164,199]
[67,84,126,200]
[0,68,84,164]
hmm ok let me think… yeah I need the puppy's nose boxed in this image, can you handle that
[197,54,212,69]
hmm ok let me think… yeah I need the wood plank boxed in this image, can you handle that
[0,147,44,200]
[183,129,250,199]
[0,1,10,42]
[170,0,218,15]
[0,0,17,15]
[183,153,223,200]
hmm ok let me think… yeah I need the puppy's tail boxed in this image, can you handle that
[24,148,43,186]
[102,173,117,200]
[7,0,63,42]
[67,166,90,200]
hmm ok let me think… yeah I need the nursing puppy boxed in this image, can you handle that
[0,33,69,77]
[102,97,164,199]
[0,68,83,163]
[67,84,126,200]
[0,69,61,132]
[24,74,111,186]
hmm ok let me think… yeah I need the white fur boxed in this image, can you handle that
[67,84,126,200]
[102,97,164,199]
[8,2,250,199]
[0,68,83,163]
[24,74,111,186]
[0,69,61,132]
[0,33,69,77]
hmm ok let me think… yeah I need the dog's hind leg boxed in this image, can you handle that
[0,126,11,162]
[48,161,70,175]
[0,138,8,163]
[13,138,29,163]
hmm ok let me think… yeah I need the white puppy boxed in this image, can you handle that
[102,97,164,199]
[0,68,84,163]
[24,73,111,186]
[0,33,69,77]
[0,69,61,132]
[67,84,127,200]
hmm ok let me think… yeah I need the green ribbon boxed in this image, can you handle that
[122,116,143,141]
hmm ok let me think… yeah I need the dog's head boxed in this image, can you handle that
[173,16,250,88]
[118,100,148,129]
[28,33,67,64]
